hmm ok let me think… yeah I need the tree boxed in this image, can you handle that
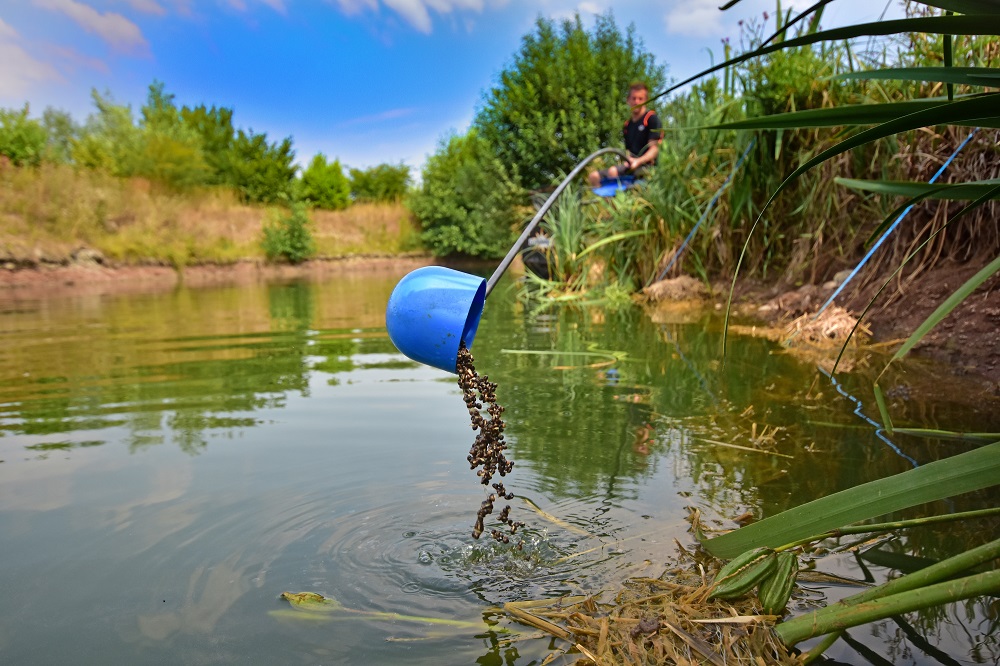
[180,103,236,185]
[41,107,78,164]
[348,162,411,202]
[474,11,665,189]
[135,81,212,189]
[407,129,524,258]
[0,104,47,166]
[229,129,297,204]
[301,153,351,210]
[71,89,142,176]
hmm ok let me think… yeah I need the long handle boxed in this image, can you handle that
[485,147,627,297]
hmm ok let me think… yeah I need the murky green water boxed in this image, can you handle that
[0,267,996,665]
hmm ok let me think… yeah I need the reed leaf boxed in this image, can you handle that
[575,229,650,260]
[702,441,1000,559]
[834,66,1000,86]
[836,177,1000,199]
[775,569,1000,646]
[891,428,1000,441]
[883,252,1000,370]
[920,0,1000,13]
[845,537,1000,607]
[700,97,979,130]
[650,16,1000,104]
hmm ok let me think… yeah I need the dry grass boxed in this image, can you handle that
[504,565,802,666]
[0,163,420,266]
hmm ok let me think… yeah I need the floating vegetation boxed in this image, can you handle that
[275,591,487,630]
[457,342,526,546]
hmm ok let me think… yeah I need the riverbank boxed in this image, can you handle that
[2,255,997,391]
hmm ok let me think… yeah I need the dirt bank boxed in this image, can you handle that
[644,260,1000,389]
[0,254,435,300]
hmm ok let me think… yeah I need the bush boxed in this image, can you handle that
[349,163,411,202]
[0,104,48,166]
[301,153,351,210]
[407,130,524,258]
[261,204,316,264]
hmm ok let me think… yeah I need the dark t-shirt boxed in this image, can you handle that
[623,111,662,160]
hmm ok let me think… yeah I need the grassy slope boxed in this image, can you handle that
[0,163,421,267]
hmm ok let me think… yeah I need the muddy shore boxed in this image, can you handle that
[2,255,997,389]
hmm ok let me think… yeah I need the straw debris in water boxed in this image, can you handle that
[504,569,801,665]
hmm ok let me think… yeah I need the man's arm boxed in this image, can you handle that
[626,142,658,170]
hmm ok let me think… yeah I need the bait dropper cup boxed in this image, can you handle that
[385,147,626,373]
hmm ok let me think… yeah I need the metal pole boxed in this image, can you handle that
[485,147,627,297]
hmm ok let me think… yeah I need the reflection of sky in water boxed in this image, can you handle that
[0,274,996,665]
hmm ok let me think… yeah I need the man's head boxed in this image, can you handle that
[627,82,649,119]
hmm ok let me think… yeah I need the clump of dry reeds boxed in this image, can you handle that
[504,566,801,666]
[783,305,869,349]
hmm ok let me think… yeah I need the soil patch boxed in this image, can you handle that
[644,262,1000,388]
[0,254,435,300]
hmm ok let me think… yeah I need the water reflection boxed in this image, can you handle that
[0,271,996,665]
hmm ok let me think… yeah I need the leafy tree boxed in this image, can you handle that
[71,89,142,176]
[41,107,78,164]
[180,103,236,185]
[474,11,665,188]
[348,162,411,202]
[0,104,47,166]
[229,129,297,204]
[407,129,524,258]
[135,81,212,189]
[301,153,351,210]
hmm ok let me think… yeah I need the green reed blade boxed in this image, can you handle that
[836,177,1000,200]
[921,0,1000,13]
[891,428,1000,442]
[843,537,1000,607]
[650,15,1000,105]
[776,569,1000,646]
[702,442,1000,559]
[699,98,974,130]
[834,66,1000,86]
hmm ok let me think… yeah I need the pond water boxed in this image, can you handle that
[0,266,996,665]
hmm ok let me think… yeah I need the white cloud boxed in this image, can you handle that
[384,0,432,33]
[664,0,726,38]
[0,18,18,40]
[33,0,149,54]
[336,107,416,128]
[0,41,65,100]
[120,0,167,15]
[331,0,380,15]
[329,0,502,34]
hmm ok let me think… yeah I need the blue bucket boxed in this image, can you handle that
[385,266,487,374]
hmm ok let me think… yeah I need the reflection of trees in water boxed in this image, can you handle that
[2,280,365,455]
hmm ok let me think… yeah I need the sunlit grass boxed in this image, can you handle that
[0,164,422,266]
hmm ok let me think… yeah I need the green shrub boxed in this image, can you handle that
[261,204,316,264]
[349,163,411,202]
[301,153,351,210]
[0,104,48,166]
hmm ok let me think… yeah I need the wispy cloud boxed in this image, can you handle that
[49,44,111,74]
[33,0,150,55]
[0,39,65,100]
[329,0,497,34]
[119,0,167,15]
[336,107,416,128]
[222,0,288,14]
[664,0,727,38]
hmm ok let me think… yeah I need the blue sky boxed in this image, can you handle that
[0,0,900,174]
